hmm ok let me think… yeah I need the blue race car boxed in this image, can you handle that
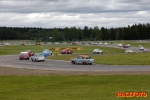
[70,55,94,65]
[42,49,52,57]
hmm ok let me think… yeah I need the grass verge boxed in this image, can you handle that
[0,75,149,100]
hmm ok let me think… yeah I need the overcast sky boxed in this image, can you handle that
[0,0,150,29]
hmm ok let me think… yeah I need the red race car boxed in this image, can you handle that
[61,49,73,54]
[25,50,34,57]
[19,52,30,60]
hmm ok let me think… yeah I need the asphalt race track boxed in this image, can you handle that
[1,55,150,72]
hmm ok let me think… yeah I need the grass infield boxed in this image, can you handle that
[0,75,149,100]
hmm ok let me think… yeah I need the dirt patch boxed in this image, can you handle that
[0,66,150,76]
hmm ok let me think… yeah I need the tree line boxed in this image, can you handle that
[0,23,150,41]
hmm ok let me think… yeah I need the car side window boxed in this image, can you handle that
[77,56,82,59]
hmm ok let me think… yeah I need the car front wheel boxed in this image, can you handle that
[83,62,87,65]
[72,61,75,64]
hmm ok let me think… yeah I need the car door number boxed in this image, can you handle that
[77,60,82,63]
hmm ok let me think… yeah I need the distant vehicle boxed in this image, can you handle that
[5,43,10,46]
[20,43,25,45]
[55,42,60,45]
[143,49,148,52]
[30,53,45,62]
[70,55,94,65]
[91,42,95,45]
[88,42,92,45]
[25,50,34,57]
[42,49,52,57]
[72,42,78,45]
[125,49,135,53]
[104,42,107,45]
[35,42,40,45]
[139,46,144,50]
[61,49,73,54]
[91,42,97,45]
[118,44,122,47]
[94,43,98,45]
[123,45,128,48]
[99,42,102,45]
[127,44,131,47]
[81,42,86,44]
[93,49,103,54]
[19,52,29,60]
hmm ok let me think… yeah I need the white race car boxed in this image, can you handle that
[93,49,103,54]
[30,53,45,62]
[125,49,135,53]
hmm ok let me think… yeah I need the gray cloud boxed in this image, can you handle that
[0,0,150,28]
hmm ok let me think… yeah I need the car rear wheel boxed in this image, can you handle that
[83,62,87,65]
[89,63,92,65]
[72,61,75,64]
[43,60,45,62]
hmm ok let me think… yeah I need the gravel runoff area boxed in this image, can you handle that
[0,66,150,76]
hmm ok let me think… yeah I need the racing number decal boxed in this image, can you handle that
[77,60,81,63]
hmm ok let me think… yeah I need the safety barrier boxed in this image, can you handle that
[0,41,74,46]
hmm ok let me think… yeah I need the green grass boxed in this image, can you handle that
[0,44,124,55]
[0,75,149,100]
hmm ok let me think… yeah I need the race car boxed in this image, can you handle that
[19,52,30,60]
[70,55,94,65]
[42,49,52,57]
[93,49,103,54]
[30,53,45,62]
[25,50,34,57]
[125,49,136,53]
[61,49,73,54]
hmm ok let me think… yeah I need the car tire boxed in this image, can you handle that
[89,63,92,65]
[43,60,45,62]
[72,61,75,64]
[31,58,33,61]
[83,62,87,65]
